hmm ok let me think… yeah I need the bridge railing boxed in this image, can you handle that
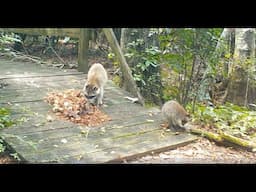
[0,28,89,73]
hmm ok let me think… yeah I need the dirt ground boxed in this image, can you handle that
[128,138,256,164]
[0,152,18,164]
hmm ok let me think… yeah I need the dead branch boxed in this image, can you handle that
[219,130,256,151]
[187,124,256,152]
[44,41,67,65]
[189,127,223,142]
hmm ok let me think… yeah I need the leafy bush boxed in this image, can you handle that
[187,102,256,140]
[0,108,14,128]
[0,138,6,153]
[0,32,22,51]
[158,28,222,105]
[125,37,164,105]
[0,107,15,153]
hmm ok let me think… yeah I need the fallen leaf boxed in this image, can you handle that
[45,89,111,126]
[61,139,68,143]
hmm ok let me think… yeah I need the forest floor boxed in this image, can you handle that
[0,152,18,164]
[128,137,256,164]
[1,42,256,164]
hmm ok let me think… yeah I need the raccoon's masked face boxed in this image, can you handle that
[83,84,100,105]
[182,113,190,125]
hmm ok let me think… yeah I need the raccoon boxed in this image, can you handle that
[161,100,190,131]
[83,63,108,106]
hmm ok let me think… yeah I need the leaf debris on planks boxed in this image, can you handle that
[44,89,111,126]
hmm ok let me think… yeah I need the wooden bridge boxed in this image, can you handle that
[0,59,197,163]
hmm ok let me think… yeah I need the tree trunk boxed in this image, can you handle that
[227,28,256,106]
[234,28,255,60]
[184,29,212,107]
[102,28,145,106]
[219,130,256,151]
[215,28,235,57]
[189,127,223,142]
[120,28,129,54]
[210,28,238,106]
[187,125,256,152]
[211,28,256,105]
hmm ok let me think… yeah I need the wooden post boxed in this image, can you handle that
[78,28,89,73]
[102,28,145,106]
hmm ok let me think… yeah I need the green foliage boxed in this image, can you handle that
[0,33,21,44]
[107,52,122,87]
[112,75,121,87]
[230,57,256,83]
[0,138,6,153]
[0,33,22,51]
[108,52,120,68]
[122,28,222,105]
[158,28,223,104]
[0,108,15,129]
[187,102,256,139]
[144,101,158,108]
[0,107,15,153]
[126,41,163,105]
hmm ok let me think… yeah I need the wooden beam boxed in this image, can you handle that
[78,28,89,73]
[102,28,145,106]
[0,28,80,38]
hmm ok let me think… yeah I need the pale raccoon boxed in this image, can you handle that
[161,100,190,131]
[83,63,108,106]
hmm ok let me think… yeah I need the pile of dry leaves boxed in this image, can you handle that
[45,89,111,126]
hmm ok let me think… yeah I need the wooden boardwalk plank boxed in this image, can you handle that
[0,59,197,163]
[5,112,159,135]
[3,127,196,163]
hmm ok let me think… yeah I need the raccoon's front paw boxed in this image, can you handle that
[98,101,103,106]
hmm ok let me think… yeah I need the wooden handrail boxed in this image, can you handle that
[0,28,89,73]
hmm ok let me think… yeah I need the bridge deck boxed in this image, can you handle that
[0,59,197,163]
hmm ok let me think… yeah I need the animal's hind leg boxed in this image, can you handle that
[168,119,177,131]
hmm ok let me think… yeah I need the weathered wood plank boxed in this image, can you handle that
[1,107,162,154]
[9,118,161,142]
[0,82,126,99]
[0,58,197,163]
[5,109,161,137]
[3,127,197,163]
[1,72,85,79]
[0,60,77,76]
[0,77,129,99]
